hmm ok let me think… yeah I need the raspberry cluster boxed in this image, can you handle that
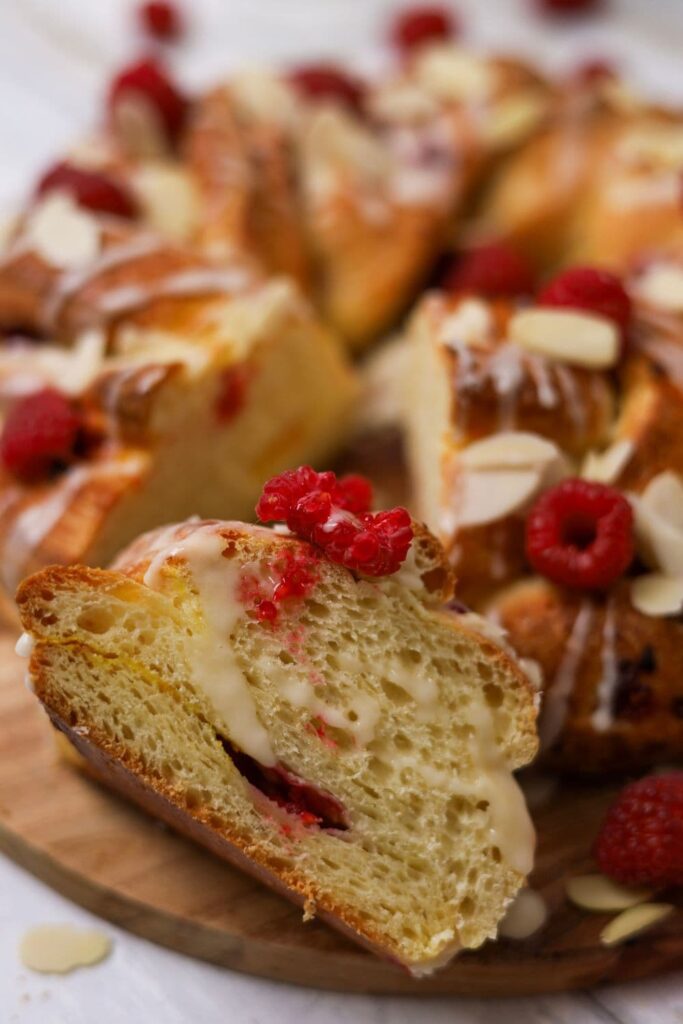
[0,388,82,483]
[390,5,458,54]
[594,773,683,887]
[256,466,413,577]
[538,266,632,343]
[444,240,536,299]
[288,64,366,112]
[108,57,188,147]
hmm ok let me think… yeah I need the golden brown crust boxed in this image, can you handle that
[491,577,683,775]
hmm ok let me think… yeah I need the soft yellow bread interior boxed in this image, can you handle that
[18,522,538,973]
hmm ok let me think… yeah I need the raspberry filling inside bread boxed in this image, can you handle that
[16,494,538,974]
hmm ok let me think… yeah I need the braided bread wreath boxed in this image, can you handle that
[3,4,683,975]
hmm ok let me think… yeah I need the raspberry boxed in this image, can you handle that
[594,773,683,887]
[35,162,138,219]
[138,1,184,41]
[1,388,81,482]
[525,478,634,590]
[571,58,616,86]
[443,241,535,298]
[108,57,188,145]
[288,65,365,112]
[538,266,632,342]
[256,466,413,577]
[535,0,603,14]
[390,5,458,54]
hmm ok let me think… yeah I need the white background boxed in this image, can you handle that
[1,0,682,1020]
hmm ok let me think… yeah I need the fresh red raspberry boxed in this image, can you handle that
[35,161,138,219]
[594,773,683,887]
[1,388,81,482]
[391,5,459,54]
[138,1,184,41]
[525,478,634,590]
[256,466,413,577]
[443,241,536,298]
[535,0,603,14]
[108,57,188,145]
[288,64,366,112]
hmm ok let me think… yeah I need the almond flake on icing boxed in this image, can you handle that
[303,107,391,201]
[0,327,106,398]
[460,432,562,471]
[600,903,674,947]
[230,70,301,128]
[131,162,201,242]
[498,888,547,940]
[481,92,547,149]
[370,82,440,123]
[20,924,111,974]
[567,874,654,913]
[581,439,633,485]
[634,262,683,312]
[509,308,619,369]
[618,124,683,169]
[631,471,683,576]
[441,299,492,350]
[631,574,683,617]
[457,467,542,528]
[414,44,494,103]
[24,194,101,269]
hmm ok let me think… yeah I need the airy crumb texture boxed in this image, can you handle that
[17,520,538,974]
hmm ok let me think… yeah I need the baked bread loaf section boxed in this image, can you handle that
[16,518,538,974]
[0,198,355,593]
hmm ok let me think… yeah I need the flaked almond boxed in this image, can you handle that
[461,432,561,471]
[441,298,492,350]
[600,903,674,947]
[632,470,683,575]
[618,124,683,170]
[303,108,391,197]
[457,467,541,528]
[631,573,683,617]
[25,194,100,269]
[482,92,547,149]
[498,888,547,940]
[132,162,200,242]
[581,439,633,485]
[634,262,683,312]
[566,874,654,912]
[230,70,301,128]
[509,308,619,369]
[370,82,439,123]
[414,44,494,103]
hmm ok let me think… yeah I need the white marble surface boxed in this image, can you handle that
[0,0,682,1020]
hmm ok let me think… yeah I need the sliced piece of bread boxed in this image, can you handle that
[17,519,538,974]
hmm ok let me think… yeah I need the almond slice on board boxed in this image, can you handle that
[600,903,674,947]
[509,308,619,369]
[566,874,654,912]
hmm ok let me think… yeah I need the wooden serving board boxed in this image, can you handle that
[0,631,680,996]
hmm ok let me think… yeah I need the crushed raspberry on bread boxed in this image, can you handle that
[108,56,188,144]
[138,1,184,41]
[525,479,634,590]
[288,64,366,112]
[594,773,683,886]
[391,5,459,53]
[36,161,138,219]
[1,389,82,482]
[256,467,413,576]
[238,546,321,624]
[443,241,536,298]
[538,266,632,343]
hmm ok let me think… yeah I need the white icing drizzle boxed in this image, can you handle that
[0,454,147,593]
[540,600,593,751]
[488,345,525,430]
[591,599,619,733]
[42,235,167,328]
[525,354,558,410]
[555,363,586,434]
[143,525,275,765]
